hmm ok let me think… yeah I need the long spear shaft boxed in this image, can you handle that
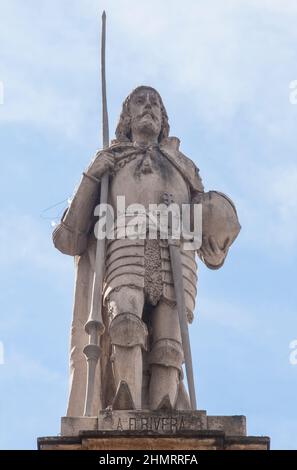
[101,11,109,149]
[164,192,197,410]
[83,10,109,417]
[168,241,197,410]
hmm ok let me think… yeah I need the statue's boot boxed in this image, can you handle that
[156,394,173,411]
[149,364,179,410]
[109,313,148,410]
[148,339,184,410]
[111,345,142,409]
[112,380,136,410]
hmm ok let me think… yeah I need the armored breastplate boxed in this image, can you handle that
[109,148,191,210]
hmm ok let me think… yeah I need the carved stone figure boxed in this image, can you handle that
[53,86,240,416]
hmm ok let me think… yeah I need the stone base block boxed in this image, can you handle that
[38,431,270,451]
[61,416,98,436]
[61,410,246,437]
[38,411,269,451]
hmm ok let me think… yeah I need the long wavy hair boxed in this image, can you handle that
[115,86,170,143]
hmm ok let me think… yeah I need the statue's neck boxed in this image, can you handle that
[132,131,158,148]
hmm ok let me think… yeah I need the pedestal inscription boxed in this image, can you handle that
[98,410,207,433]
[61,411,246,437]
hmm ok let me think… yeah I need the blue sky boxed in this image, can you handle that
[1,0,297,450]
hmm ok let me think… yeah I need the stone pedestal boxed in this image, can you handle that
[38,431,269,451]
[38,411,270,450]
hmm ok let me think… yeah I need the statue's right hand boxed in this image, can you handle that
[85,150,115,179]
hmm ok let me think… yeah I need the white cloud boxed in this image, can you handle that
[1,0,297,135]
[197,296,256,332]
[0,211,72,274]
[234,163,297,249]
[0,1,97,137]
[267,166,297,245]
[0,342,4,365]
[1,350,62,383]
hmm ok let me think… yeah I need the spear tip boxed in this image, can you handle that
[102,10,106,20]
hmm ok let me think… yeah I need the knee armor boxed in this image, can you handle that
[109,312,148,350]
[149,339,184,371]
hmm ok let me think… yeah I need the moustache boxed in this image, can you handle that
[139,111,156,120]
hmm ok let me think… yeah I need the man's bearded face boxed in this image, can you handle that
[130,89,162,139]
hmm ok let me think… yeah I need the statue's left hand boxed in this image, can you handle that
[199,235,229,269]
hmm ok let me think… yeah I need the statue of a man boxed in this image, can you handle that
[53,86,240,416]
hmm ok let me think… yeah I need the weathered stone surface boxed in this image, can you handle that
[207,415,246,436]
[224,437,270,451]
[98,410,207,434]
[61,417,98,436]
[38,431,270,451]
[48,411,269,450]
[61,410,247,437]
[81,434,222,451]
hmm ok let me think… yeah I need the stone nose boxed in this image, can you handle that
[144,95,152,108]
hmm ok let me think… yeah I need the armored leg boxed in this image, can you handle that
[107,287,146,409]
[149,300,184,410]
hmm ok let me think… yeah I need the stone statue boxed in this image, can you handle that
[53,86,240,417]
